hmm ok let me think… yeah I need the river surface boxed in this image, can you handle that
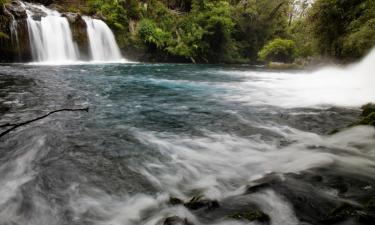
[0,58,375,225]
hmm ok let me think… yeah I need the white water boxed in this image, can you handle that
[83,16,124,62]
[24,4,79,63]
[19,2,125,63]
[214,48,375,108]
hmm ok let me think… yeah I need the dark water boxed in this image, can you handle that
[0,63,374,225]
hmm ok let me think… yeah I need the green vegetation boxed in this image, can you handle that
[0,0,374,63]
[308,0,375,61]
[258,38,297,63]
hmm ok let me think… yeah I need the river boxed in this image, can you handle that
[0,53,374,225]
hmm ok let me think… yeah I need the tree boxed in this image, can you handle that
[258,38,297,63]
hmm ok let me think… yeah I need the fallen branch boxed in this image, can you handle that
[0,107,89,138]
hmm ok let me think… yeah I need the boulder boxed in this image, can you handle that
[61,12,80,23]
[4,1,27,19]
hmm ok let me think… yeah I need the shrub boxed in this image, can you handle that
[258,38,297,63]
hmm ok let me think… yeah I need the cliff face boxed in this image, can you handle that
[0,1,31,62]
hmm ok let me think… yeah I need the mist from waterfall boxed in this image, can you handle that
[83,16,124,62]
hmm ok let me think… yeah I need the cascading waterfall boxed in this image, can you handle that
[83,16,123,62]
[24,4,79,63]
[16,1,125,63]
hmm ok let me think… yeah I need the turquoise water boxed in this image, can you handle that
[0,63,374,225]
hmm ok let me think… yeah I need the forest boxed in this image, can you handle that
[1,0,375,64]
[82,0,375,63]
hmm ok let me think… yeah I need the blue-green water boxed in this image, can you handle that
[0,63,374,225]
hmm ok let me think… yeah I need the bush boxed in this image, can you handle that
[137,19,171,49]
[258,38,297,63]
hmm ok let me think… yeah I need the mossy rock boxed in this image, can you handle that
[357,112,375,126]
[228,210,270,223]
[321,203,375,224]
[184,195,219,210]
[169,197,183,205]
[361,103,375,117]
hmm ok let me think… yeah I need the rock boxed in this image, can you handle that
[48,3,64,12]
[357,112,375,127]
[4,1,27,19]
[29,7,47,21]
[228,210,270,223]
[163,216,194,225]
[61,12,81,23]
[183,196,219,211]
[361,103,375,117]
[320,203,371,224]
[169,197,184,205]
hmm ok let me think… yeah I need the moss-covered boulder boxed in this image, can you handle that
[361,103,375,117]
[183,196,219,211]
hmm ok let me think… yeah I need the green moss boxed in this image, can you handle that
[361,103,375,117]
[322,203,374,224]
[0,31,9,39]
[228,210,270,223]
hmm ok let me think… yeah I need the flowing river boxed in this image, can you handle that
[0,51,375,225]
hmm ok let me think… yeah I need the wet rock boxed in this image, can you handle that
[361,103,375,117]
[69,14,89,60]
[169,197,184,205]
[29,8,47,21]
[320,203,375,225]
[245,170,375,225]
[184,196,219,210]
[4,1,27,19]
[48,3,64,12]
[163,216,194,225]
[61,12,81,23]
[357,112,375,127]
[228,210,270,223]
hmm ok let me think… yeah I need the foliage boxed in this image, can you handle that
[307,0,375,60]
[138,19,171,49]
[79,0,374,63]
[258,38,297,63]
[86,0,128,30]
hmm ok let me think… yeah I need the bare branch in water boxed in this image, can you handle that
[0,107,89,138]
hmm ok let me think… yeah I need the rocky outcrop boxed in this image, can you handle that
[0,1,32,62]
[4,0,27,19]
[62,12,89,59]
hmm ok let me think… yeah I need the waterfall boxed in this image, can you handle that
[83,16,123,62]
[15,1,125,63]
[3,7,21,59]
[24,4,78,63]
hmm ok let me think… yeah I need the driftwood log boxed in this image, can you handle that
[0,107,89,138]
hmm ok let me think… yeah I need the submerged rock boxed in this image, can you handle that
[228,210,270,223]
[168,197,184,205]
[183,196,219,210]
[163,216,194,225]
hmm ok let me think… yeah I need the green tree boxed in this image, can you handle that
[258,38,297,62]
[308,0,375,60]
